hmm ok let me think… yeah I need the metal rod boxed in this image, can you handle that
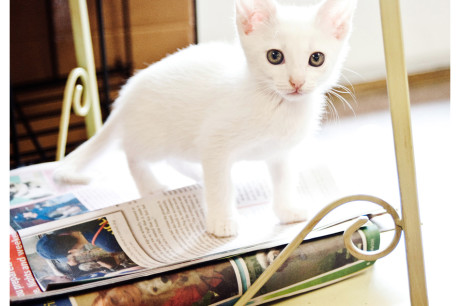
[121,0,133,76]
[45,0,59,79]
[68,0,102,138]
[96,0,111,119]
[379,0,428,304]
[13,99,47,163]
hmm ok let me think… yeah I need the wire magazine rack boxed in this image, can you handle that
[61,0,428,305]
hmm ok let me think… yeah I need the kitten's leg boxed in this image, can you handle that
[202,156,238,237]
[267,156,309,224]
[127,159,167,196]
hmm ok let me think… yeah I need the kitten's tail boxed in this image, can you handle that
[53,115,117,185]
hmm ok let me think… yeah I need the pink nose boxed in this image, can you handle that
[289,79,304,90]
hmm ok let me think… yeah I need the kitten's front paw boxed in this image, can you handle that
[275,205,309,225]
[206,215,238,238]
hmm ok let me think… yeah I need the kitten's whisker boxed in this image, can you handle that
[324,94,339,123]
[342,68,363,84]
[328,88,356,117]
[339,84,357,110]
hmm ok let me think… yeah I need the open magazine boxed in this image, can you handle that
[10,161,385,303]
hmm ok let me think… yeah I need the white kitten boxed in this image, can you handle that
[54,0,356,237]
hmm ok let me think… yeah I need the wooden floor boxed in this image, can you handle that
[326,69,450,119]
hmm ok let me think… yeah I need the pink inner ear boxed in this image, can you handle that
[317,11,350,40]
[243,11,269,35]
[316,0,355,40]
[332,19,348,40]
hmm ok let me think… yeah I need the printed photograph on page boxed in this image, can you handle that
[10,171,54,206]
[21,216,142,290]
[72,259,240,306]
[10,193,89,231]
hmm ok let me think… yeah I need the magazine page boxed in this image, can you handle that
[119,186,304,264]
[10,162,138,231]
[117,183,350,266]
[10,162,74,206]
[17,212,160,292]
[10,230,41,298]
[10,187,135,231]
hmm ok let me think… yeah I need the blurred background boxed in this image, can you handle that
[9,0,450,168]
[197,0,450,113]
[197,0,450,83]
[10,0,196,168]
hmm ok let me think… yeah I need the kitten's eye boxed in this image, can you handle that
[309,52,325,67]
[267,49,284,65]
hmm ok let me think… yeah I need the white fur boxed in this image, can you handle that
[54,0,356,237]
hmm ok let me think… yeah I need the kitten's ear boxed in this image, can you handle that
[315,0,357,40]
[235,0,277,35]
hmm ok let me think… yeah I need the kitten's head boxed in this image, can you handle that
[236,0,356,102]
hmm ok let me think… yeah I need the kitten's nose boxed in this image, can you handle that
[289,78,304,90]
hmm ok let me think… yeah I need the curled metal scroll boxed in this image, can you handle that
[56,67,91,160]
[66,67,91,116]
[341,195,402,261]
[235,194,403,306]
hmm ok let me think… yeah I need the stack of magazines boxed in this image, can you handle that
[10,162,385,305]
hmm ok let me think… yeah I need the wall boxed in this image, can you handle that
[196,0,450,84]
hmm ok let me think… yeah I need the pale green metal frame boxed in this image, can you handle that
[56,0,102,161]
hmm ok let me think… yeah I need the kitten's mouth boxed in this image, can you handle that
[284,89,306,98]
[283,86,315,98]
[287,90,303,96]
[279,88,315,101]
[273,87,310,100]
